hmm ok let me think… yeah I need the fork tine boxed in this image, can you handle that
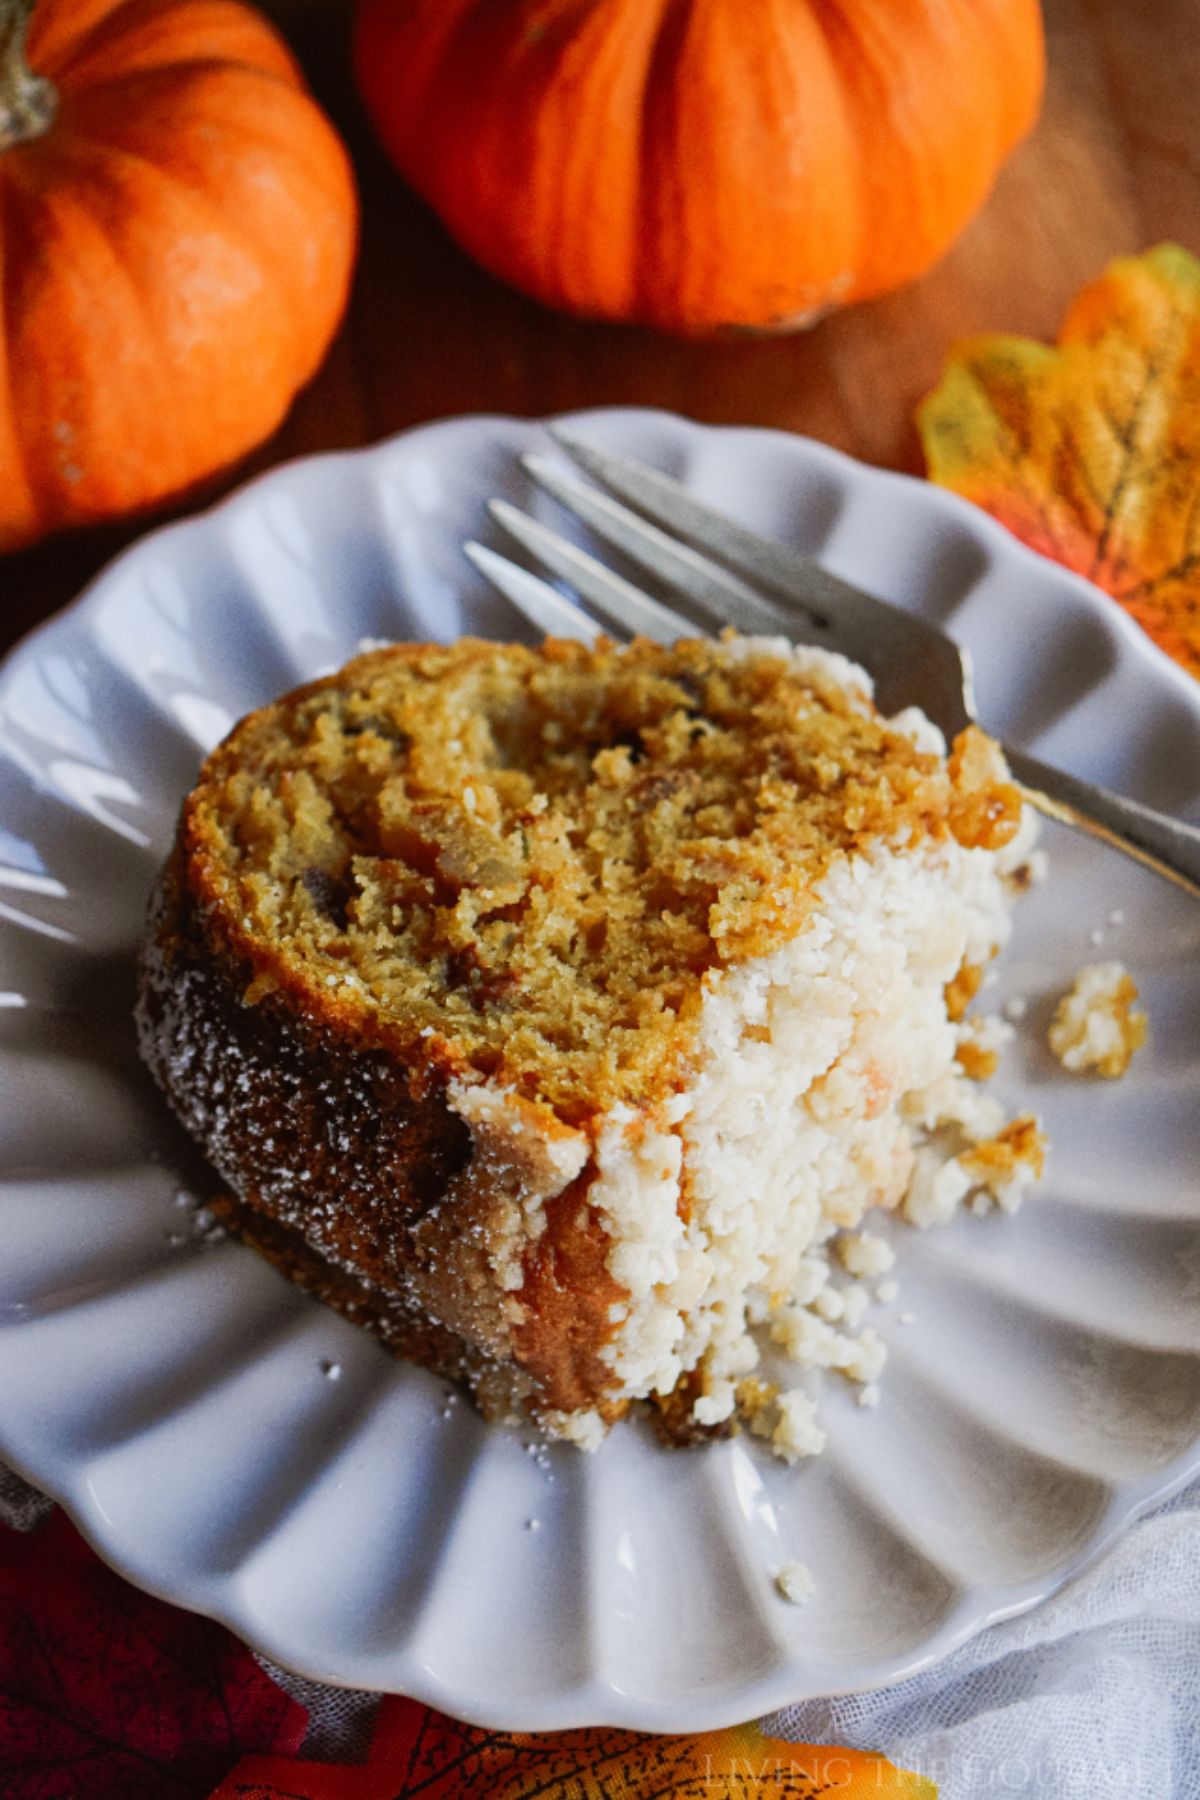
[487,500,695,647]
[464,540,601,645]
[548,427,852,627]
[521,453,823,645]
[547,427,976,727]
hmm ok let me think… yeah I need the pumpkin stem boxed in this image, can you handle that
[0,0,56,150]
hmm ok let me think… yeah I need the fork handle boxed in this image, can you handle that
[1003,744,1200,898]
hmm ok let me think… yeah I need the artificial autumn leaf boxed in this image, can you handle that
[918,242,1200,678]
[0,1513,307,1799]
[211,1693,936,1799]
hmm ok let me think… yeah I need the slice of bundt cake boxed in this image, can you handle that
[136,634,1044,1450]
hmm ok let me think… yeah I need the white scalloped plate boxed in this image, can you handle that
[1,410,1198,1733]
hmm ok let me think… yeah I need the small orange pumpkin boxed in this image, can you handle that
[0,0,358,552]
[355,0,1044,338]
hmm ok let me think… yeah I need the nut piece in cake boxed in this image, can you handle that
[1048,961,1147,1079]
[136,633,1042,1452]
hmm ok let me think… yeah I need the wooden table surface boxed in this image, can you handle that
[3,0,1198,658]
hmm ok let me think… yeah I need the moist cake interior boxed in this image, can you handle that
[193,635,1021,1116]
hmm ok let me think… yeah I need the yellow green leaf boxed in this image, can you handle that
[918,242,1200,678]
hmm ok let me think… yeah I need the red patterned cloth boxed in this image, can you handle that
[0,1513,307,1798]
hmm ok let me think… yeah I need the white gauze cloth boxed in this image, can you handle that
[770,1477,1200,1799]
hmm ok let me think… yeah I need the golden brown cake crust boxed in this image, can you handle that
[135,845,623,1425]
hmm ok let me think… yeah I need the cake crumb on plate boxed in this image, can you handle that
[1049,962,1147,1079]
[959,1115,1047,1212]
[836,1232,895,1279]
[776,1562,816,1605]
[741,1380,827,1464]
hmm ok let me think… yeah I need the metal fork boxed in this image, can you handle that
[465,427,1200,898]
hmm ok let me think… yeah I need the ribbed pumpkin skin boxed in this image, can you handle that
[355,0,1044,337]
[0,0,358,551]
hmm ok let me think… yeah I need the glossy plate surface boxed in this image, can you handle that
[1,410,1198,1731]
